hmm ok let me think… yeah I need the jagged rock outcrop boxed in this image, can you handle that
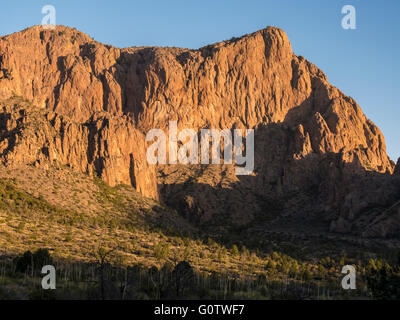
[0,98,157,199]
[0,26,393,172]
[394,158,400,175]
[0,25,398,236]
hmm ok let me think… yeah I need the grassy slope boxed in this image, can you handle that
[1,165,400,299]
[0,164,273,276]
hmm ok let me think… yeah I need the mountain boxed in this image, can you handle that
[0,25,399,240]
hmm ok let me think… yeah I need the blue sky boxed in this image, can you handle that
[1,0,399,160]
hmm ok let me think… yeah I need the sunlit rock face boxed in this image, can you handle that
[1,25,398,235]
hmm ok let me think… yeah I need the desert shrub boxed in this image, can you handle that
[207,237,218,249]
[231,244,239,257]
[183,246,191,261]
[154,242,170,261]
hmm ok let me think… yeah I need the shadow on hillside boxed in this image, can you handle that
[154,120,400,249]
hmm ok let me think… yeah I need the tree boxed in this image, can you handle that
[15,249,53,276]
[366,264,400,300]
[173,261,195,297]
[91,243,119,300]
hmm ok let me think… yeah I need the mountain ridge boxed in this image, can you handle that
[0,25,399,237]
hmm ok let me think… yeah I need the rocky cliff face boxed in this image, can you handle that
[0,97,157,199]
[0,25,398,236]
